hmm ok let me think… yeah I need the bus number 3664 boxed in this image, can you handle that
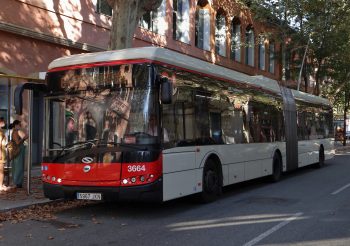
[127,165,146,172]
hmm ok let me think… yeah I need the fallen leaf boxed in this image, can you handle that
[92,217,101,224]
[66,224,79,228]
[0,199,94,223]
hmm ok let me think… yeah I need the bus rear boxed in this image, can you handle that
[42,62,170,202]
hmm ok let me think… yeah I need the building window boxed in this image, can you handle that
[140,0,167,35]
[245,25,255,67]
[173,0,190,43]
[96,0,112,16]
[195,1,211,51]
[258,35,266,70]
[231,17,241,62]
[269,42,275,74]
[215,10,226,57]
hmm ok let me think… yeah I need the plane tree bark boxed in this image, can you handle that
[107,0,163,50]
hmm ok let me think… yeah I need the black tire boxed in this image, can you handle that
[270,153,282,182]
[201,159,222,203]
[316,147,325,168]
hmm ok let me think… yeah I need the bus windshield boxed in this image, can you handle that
[44,64,160,156]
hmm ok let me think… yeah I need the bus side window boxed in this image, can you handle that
[210,112,223,144]
[162,94,196,148]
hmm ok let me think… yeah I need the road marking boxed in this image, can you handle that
[331,183,350,195]
[242,212,303,246]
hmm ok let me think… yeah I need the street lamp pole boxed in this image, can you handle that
[297,38,310,91]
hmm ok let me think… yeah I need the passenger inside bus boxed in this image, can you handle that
[250,111,267,143]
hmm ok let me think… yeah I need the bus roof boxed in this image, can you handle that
[292,89,330,107]
[48,47,330,107]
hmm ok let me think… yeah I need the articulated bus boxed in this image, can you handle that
[41,47,334,202]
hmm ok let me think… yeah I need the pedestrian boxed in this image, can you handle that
[9,120,28,188]
[0,117,8,191]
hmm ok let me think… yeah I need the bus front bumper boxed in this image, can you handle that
[43,179,163,202]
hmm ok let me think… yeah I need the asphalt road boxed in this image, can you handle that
[2,152,350,246]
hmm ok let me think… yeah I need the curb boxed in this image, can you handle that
[0,199,65,213]
[335,146,350,152]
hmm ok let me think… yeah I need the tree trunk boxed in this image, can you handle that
[108,0,163,50]
[109,0,141,50]
[314,62,322,96]
[302,62,308,93]
[344,90,350,146]
[343,108,347,146]
[303,74,308,93]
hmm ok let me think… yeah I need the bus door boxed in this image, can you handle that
[162,102,197,200]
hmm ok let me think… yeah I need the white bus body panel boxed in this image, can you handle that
[162,147,199,201]
[162,142,286,201]
[298,138,334,167]
[324,139,335,160]
[298,140,320,167]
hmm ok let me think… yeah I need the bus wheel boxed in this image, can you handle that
[316,147,325,168]
[270,154,282,182]
[201,159,222,203]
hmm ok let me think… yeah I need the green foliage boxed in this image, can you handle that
[249,0,350,106]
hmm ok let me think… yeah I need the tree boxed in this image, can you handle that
[107,0,163,50]
[250,0,350,145]
[249,0,350,95]
[323,8,350,145]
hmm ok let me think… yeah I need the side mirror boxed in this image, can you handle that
[160,77,173,104]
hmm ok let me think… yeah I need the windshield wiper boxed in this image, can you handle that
[52,140,148,161]
[56,140,98,155]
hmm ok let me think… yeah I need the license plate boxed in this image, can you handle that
[76,192,102,200]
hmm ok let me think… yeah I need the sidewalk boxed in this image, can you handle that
[0,167,51,212]
[334,140,350,153]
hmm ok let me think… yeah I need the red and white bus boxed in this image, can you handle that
[40,47,334,202]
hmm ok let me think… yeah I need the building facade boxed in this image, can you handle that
[136,0,281,81]
[0,0,287,165]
